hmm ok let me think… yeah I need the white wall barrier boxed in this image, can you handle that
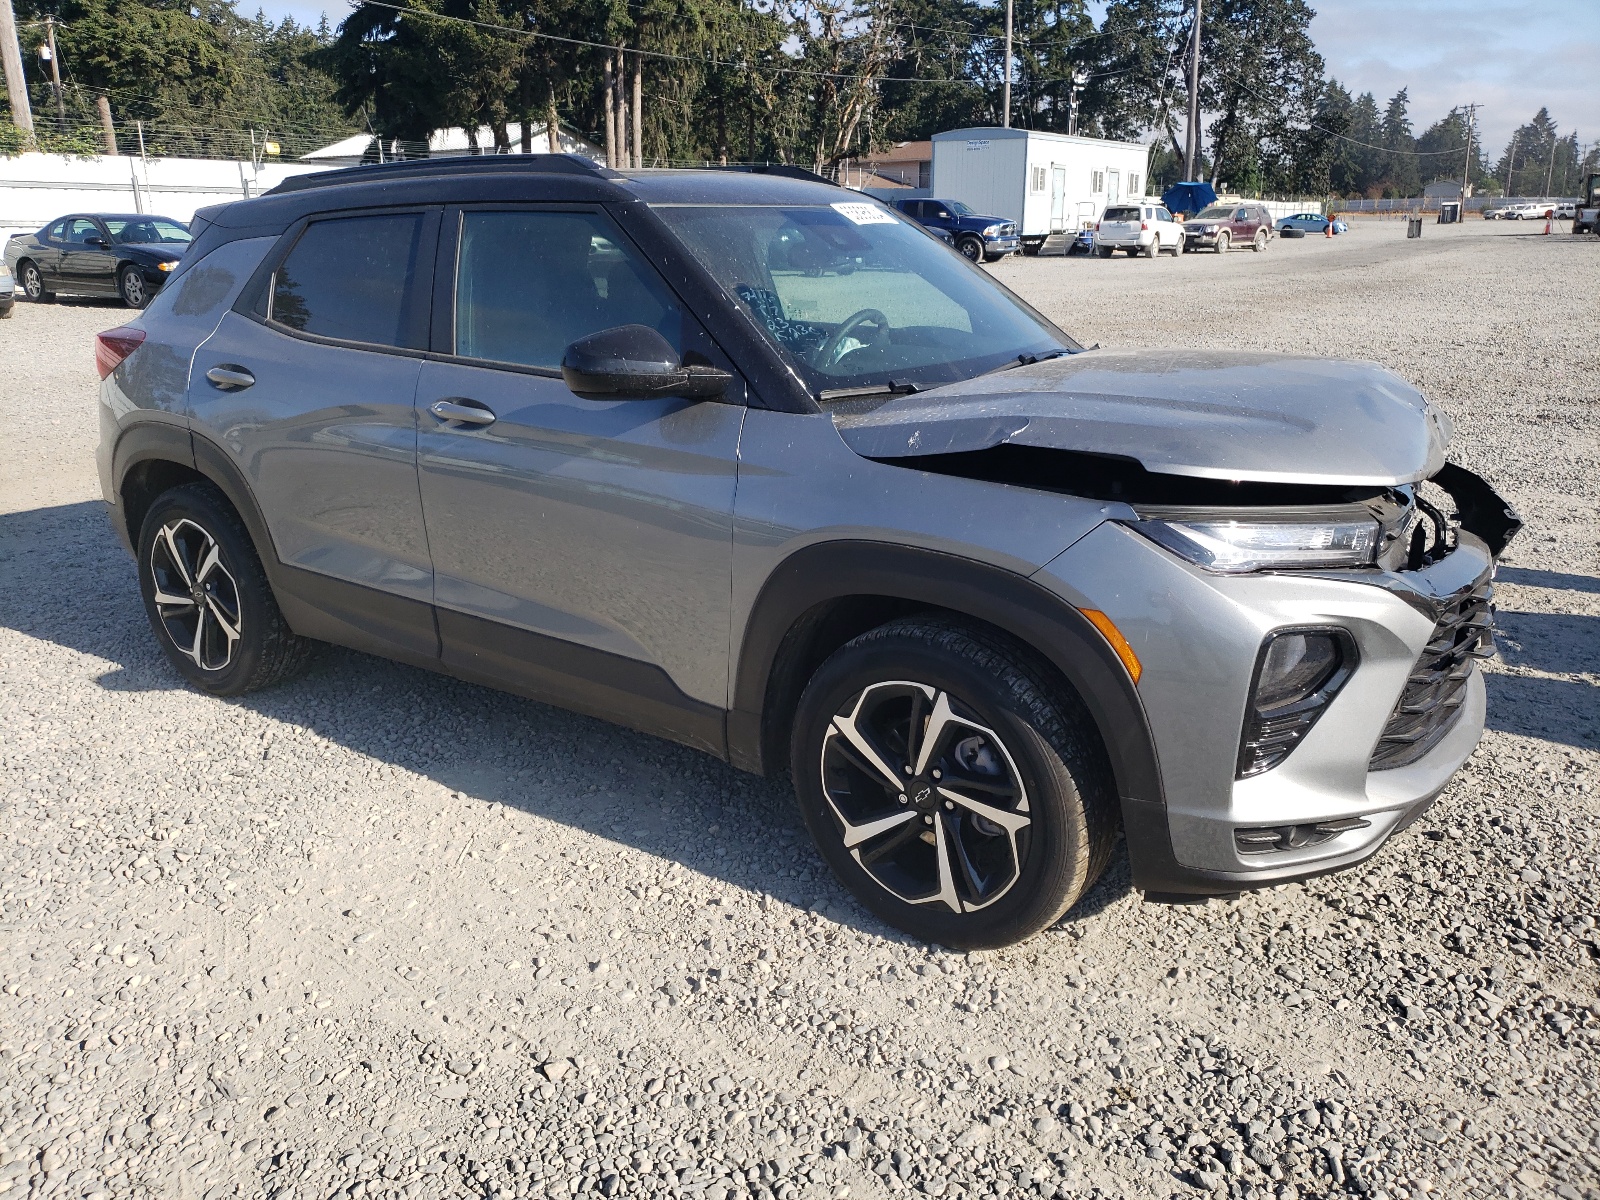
[1,153,334,243]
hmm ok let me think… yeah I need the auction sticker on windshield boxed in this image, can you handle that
[832,202,898,226]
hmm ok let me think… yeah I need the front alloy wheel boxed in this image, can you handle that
[119,266,148,308]
[956,236,984,262]
[820,680,1032,913]
[792,618,1117,948]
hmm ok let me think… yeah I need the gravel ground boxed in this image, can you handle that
[1,219,1597,1200]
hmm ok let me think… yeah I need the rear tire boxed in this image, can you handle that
[1252,230,1267,251]
[1096,247,1113,258]
[19,261,53,302]
[790,617,1118,949]
[137,482,314,696]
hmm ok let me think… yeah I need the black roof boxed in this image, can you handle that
[202,154,847,231]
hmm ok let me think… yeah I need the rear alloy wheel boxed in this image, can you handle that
[118,265,149,309]
[791,618,1117,948]
[20,261,52,302]
[1216,231,1231,253]
[138,482,313,695]
[1252,229,1268,252]
[956,235,984,263]
[1142,240,1157,258]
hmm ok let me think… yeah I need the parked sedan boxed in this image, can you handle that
[1183,203,1274,252]
[3,213,190,308]
[1275,212,1347,234]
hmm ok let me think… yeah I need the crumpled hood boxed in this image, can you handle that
[831,348,1452,486]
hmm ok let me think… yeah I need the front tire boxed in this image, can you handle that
[118,265,150,309]
[790,618,1118,949]
[1215,231,1231,253]
[956,236,984,263]
[137,482,314,696]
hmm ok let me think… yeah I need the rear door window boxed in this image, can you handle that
[269,213,429,349]
[452,209,684,371]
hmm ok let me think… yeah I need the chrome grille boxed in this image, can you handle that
[1369,582,1495,770]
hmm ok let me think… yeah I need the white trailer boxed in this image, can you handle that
[930,127,1152,254]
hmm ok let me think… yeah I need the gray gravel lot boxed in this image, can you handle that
[1,220,1597,1200]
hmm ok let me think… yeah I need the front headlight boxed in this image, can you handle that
[1125,514,1380,572]
[983,224,1005,236]
[157,261,177,272]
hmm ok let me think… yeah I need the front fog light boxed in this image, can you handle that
[1237,629,1357,778]
[1129,515,1379,572]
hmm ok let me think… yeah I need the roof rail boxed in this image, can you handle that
[704,163,839,186]
[265,153,618,196]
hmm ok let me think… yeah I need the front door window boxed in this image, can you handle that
[453,210,685,369]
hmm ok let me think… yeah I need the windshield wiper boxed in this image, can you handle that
[983,348,1074,376]
[817,380,922,403]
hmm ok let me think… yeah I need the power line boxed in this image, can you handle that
[346,0,1060,87]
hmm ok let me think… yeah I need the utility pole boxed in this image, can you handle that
[1504,130,1518,197]
[1002,0,1013,128]
[0,0,34,136]
[95,93,115,154]
[42,14,63,120]
[1068,72,1087,137]
[1543,125,1557,200]
[1459,102,1477,200]
[1184,0,1202,180]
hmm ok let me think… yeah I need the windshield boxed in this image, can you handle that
[1193,206,1232,220]
[654,204,1074,396]
[104,218,191,245]
[945,200,975,217]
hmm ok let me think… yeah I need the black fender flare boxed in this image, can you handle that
[728,540,1165,815]
[109,420,196,552]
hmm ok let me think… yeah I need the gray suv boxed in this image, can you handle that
[95,156,1518,948]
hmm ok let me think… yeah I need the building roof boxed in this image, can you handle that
[301,124,601,164]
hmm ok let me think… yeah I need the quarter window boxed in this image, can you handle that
[453,210,683,371]
[270,213,427,349]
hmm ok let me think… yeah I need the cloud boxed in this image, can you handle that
[1310,0,1600,153]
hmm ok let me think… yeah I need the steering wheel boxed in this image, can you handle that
[817,308,890,367]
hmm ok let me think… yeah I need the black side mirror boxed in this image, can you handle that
[561,325,731,402]
[84,235,107,247]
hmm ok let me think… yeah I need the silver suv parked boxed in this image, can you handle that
[95,156,1519,948]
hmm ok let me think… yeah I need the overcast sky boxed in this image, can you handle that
[253,0,1597,156]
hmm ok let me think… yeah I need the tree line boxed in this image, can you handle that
[3,0,1596,198]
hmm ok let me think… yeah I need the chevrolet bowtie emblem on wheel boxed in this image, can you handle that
[913,786,932,803]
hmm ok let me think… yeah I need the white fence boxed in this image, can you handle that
[0,153,334,244]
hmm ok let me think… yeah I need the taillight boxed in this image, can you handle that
[1093,221,1100,231]
[95,326,146,379]
[1141,221,1149,231]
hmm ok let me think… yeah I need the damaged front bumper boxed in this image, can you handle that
[1033,463,1519,900]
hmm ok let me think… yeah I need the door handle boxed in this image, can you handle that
[206,365,255,391]
[429,398,497,427]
